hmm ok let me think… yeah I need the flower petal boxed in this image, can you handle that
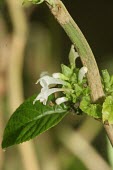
[78,66,88,83]
[33,87,65,105]
[36,75,66,87]
[56,97,68,105]
[52,73,69,80]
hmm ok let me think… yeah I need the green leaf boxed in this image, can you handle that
[61,64,73,78]
[70,73,78,83]
[102,69,111,92]
[80,97,102,119]
[102,96,113,124]
[2,95,69,148]
[74,84,83,97]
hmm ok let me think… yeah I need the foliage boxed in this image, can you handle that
[2,95,68,148]
[1,44,113,148]
[102,96,113,124]
[1,0,113,149]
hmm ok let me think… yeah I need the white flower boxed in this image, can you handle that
[33,84,64,105]
[33,75,67,105]
[55,97,68,105]
[36,75,66,87]
[78,66,88,83]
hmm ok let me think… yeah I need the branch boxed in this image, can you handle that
[46,0,104,102]
[45,0,113,146]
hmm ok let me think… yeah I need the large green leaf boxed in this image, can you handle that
[2,95,69,148]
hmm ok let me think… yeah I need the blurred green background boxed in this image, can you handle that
[0,0,113,170]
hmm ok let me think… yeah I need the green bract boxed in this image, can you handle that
[61,64,73,78]
[102,69,113,94]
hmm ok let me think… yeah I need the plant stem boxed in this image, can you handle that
[107,137,113,168]
[45,0,113,146]
[46,0,104,102]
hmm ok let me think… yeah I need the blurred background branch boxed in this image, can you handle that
[0,15,8,170]
[58,126,112,170]
[5,0,40,170]
[78,117,102,142]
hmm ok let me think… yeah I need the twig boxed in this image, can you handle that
[45,0,113,146]
[104,124,113,147]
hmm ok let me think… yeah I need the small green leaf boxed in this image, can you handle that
[2,95,69,148]
[80,96,102,119]
[102,69,111,92]
[61,64,73,78]
[74,84,83,97]
[102,96,113,124]
[70,73,78,83]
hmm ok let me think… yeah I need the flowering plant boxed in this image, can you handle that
[2,44,113,149]
[33,45,87,106]
[1,0,113,148]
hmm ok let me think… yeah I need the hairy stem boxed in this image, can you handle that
[46,0,104,102]
[45,0,113,146]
